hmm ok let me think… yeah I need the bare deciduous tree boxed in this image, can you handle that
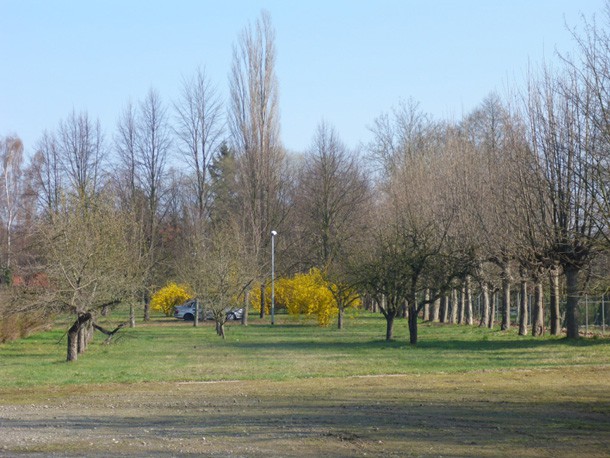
[174,67,224,222]
[177,222,254,338]
[114,101,139,209]
[294,122,371,328]
[30,131,62,217]
[0,136,24,270]
[136,88,172,320]
[36,194,141,360]
[525,65,600,339]
[57,110,105,201]
[366,104,471,344]
[461,93,522,331]
[229,10,285,270]
[565,5,610,245]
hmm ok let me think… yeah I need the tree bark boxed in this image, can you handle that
[565,265,580,339]
[465,276,473,325]
[215,321,226,339]
[67,329,78,362]
[450,288,458,324]
[129,302,136,328]
[77,318,93,355]
[549,266,561,335]
[242,290,249,326]
[440,294,448,323]
[408,303,418,345]
[458,285,465,324]
[77,325,86,354]
[423,289,430,321]
[67,313,92,362]
[479,283,490,327]
[260,283,265,319]
[193,299,199,327]
[144,294,150,322]
[519,277,528,336]
[338,308,344,329]
[488,290,496,329]
[92,322,127,344]
[431,297,440,322]
[532,281,544,336]
[501,262,511,331]
[385,312,395,341]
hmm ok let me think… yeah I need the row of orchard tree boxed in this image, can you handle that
[0,8,609,357]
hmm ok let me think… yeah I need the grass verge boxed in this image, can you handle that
[0,310,609,388]
[1,311,609,456]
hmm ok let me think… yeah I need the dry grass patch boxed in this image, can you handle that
[1,366,608,457]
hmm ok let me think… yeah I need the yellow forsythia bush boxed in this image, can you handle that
[250,268,359,326]
[150,282,193,316]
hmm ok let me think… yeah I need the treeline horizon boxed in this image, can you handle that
[1,6,609,352]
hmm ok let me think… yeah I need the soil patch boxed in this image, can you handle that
[1,366,609,457]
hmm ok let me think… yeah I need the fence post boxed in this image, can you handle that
[585,294,589,337]
[603,294,606,336]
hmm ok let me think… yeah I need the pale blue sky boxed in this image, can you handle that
[0,0,605,158]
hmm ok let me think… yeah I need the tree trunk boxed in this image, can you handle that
[260,283,265,319]
[215,321,226,339]
[450,288,458,324]
[431,297,440,322]
[193,299,199,327]
[129,302,136,328]
[242,290,249,326]
[479,283,490,327]
[565,265,580,339]
[532,281,544,336]
[549,266,561,335]
[440,294,448,323]
[385,312,395,341]
[458,285,465,324]
[408,302,418,345]
[501,262,511,331]
[77,325,86,354]
[488,290,496,329]
[216,321,225,339]
[465,276,473,325]
[67,313,92,362]
[519,277,528,336]
[338,307,344,329]
[77,318,93,354]
[67,327,79,362]
[144,294,150,322]
[423,289,430,321]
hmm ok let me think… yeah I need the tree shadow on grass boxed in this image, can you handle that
[232,333,610,354]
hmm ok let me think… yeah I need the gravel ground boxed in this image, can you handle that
[1,369,609,457]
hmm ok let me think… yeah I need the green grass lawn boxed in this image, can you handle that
[1,309,608,388]
[1,309,609,457]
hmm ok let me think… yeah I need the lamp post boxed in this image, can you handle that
[271,230,277,325]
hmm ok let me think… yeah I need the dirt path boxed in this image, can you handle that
[1,367,609,457]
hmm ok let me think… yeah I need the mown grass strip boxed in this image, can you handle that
[0,310,608,388]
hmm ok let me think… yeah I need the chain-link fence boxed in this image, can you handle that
[574,294,608,336]
[478,292,609,336]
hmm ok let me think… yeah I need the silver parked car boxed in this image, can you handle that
[173,300,243,321]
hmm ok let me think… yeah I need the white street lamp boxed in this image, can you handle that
[271,230,277,325]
